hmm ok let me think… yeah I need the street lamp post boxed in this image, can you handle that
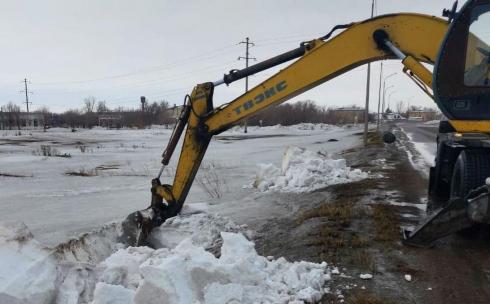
[382,84,394,117]
[378,72,397,129]
[388,91,397,112]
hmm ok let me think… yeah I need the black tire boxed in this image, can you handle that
[450,150,490,236]
[450,149,490,199]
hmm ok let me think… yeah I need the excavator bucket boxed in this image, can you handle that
[403,185,490,247]
[118,179,170,247]
[119,208,157,247]
[402,198,473,247]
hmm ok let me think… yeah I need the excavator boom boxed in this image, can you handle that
[120,13,450,246]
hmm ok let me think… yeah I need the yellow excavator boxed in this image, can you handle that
[120,0,490,247]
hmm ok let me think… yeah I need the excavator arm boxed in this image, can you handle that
[121,13,449,246]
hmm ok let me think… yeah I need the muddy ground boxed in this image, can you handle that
[254,127,490,304]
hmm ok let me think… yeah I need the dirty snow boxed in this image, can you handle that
[253,146,368,192]
[0,212,333,304]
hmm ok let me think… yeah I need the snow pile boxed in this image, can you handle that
[0,222,58,304]
[0,209,332,303]
[253,146,368,192]
[94,232,330,304]
[147,211,247,252]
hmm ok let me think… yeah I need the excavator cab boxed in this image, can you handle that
[434,0,490,120]
[405,0,490,247]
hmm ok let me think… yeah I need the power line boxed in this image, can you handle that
[33,59,238,96]
[35,44,241,86]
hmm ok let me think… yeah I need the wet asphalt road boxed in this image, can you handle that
[396,120,438,155]
[396,120,438,141]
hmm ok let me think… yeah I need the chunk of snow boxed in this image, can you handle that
[404,274,412,282]
[134,232,330,303]
[253,146,368,193]
[92,282,134,304]
[360,273,373,280]
[0,221,58,304]
[147,213,241,250]
[204,283,244,304]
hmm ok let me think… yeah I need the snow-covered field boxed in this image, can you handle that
[0,124,363,245]
[0,124,365,303]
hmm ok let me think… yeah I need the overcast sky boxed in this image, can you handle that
[0,0,455,113]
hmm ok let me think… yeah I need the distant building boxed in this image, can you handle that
[407,110,438,122]
[0,111,44,130]
[98,113,122,128]
[330,107,366,124]
[165,104,184,121]
[384,113,405,120]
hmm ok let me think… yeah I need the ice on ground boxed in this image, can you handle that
[0,210,332,303]
[253,146,368,193]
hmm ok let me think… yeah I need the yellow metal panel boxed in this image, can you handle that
[205,14,448,133]
[449,120,490,133]
[402,56,433,87]
[166,83,213,209]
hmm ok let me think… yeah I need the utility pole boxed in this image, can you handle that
[239,37,256,133]
[376,62,383,131]
[363,0,375,146]
[20,78,32,131]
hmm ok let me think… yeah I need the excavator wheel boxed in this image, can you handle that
[450,150,490,199]
[450,149,490,235]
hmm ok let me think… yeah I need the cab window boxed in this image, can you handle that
[464,4,490,86]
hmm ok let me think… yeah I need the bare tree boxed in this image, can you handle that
[64,109,81,131]
[82,97,97,128]
[37,106,51,132]
[83,96,96,113]
[3,102,22,130]
[395,100,406,114]
[96,101,109,113]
